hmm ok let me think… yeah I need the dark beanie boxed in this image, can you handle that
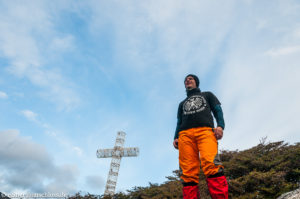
[184,74,200,87]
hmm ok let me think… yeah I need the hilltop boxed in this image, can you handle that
[73,140,300,198]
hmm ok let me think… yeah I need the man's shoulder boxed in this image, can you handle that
[202,91,215,97]
[202,91,221,105]
[179,99,186,106]
[202,91,220,101]
[202,91,214,94]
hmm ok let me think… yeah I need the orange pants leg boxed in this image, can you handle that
[178,128,200,184]
[195,127,223,177]
[196,127,228,199]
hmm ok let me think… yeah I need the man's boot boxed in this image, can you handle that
[182,185,200,199]
[206,176,228,199]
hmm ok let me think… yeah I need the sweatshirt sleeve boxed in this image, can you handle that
[211,104,225,130]
[174,103,183,140]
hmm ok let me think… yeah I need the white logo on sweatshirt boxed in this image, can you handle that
[183,95,207,115]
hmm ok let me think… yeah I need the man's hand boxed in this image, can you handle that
[173,139,178,149]
[214,127,223,140]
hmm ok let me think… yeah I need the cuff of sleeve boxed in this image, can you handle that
[217,125,224,130]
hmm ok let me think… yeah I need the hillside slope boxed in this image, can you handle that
[71,140,300,199]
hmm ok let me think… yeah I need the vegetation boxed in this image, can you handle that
[223,140,300,199]
[70,140,300,199]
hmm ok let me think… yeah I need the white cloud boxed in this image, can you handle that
[88,0,235,78]
[19,109,84,160]
[265,45,300,57]
[20,110,38,122]
[73,147,83,156]
[50,35,75,52]
[0,91,8,99]
[0,1,80,110]
[216,1,300,150]
[85,175,105,190]
[0,130,78,193]
[44,129,84,158]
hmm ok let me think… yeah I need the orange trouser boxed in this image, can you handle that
[178,127,224,183]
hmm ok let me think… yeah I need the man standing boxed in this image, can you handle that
[173,74,228,199]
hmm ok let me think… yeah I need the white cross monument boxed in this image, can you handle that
[96,131,139,195]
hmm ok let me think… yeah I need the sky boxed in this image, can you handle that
[0,0,300,196]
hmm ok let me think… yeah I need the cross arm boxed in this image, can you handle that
[122,147,139,157]
[97,149,114,158]
[97,147,139,158]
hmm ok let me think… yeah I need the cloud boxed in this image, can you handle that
[265,45,300,57]
[0,91,8,99]
[43,129,84,158]
[0,1,80,110]
[85,175,105,190]
[73,147,83,156]
[88,0,235,78]
[216,1,300,150]
[19,110,84,158]
[0,130,78,193]
[50,35,75,52]
[20,110,38,122]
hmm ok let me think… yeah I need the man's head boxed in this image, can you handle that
[184,74,199,90]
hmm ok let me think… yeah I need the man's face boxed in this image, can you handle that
[184,76,197,89]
